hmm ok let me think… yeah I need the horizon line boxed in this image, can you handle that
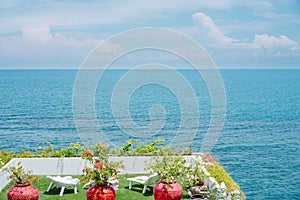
[0,67,299,70]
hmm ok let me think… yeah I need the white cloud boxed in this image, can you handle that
[252,34,297,49]
[0,27,100,67]
[192,0,273,11]
[191,12,299,58]
[21,27,53,45]
[248,34,299,58]
[85,40,125,68]
[0,0,299,68]
[0,0,275,34]
[192,12,233,45]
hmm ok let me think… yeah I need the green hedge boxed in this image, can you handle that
[205,164,246,199]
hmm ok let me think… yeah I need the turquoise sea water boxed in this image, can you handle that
[0,69,299,199]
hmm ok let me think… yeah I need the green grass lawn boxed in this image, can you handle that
[0,174,191,200]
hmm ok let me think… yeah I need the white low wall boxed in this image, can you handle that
[0,155,197,192]
[110,156,153,174]
[17,157,92,175]
[0,159,16,192]
[0,157,91,191]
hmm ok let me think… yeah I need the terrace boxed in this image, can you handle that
[0,157,193,200]
[0,142,245,199]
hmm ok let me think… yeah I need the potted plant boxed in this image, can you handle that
[5,162,40,200]
[147,150,189,200]
[81,146,124,200]
[184,158,208,199]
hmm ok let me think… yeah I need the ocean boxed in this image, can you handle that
[0,69,299,199]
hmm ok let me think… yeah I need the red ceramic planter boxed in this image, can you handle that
[7,183,39,200]
[153,180,183,200]
[86,185,116,200]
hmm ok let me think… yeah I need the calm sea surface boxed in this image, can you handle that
[0,69,299,199]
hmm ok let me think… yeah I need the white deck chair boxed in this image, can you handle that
[46,175,80,196]
[126,173,160,194]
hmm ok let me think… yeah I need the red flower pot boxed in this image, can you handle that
[7,183,39,200]
[86,185,116,200]
[153,180,183,200]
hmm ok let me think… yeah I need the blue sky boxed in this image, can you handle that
[0,0,299,69]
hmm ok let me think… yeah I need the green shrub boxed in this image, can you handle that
[0,150,15,168]
[4,162,39,184]
[56,143,86,157]
[35,142,54,157]
[146,149,189,183]
[184,159,208,187]
[35,142,86,157]
[205,164,246,199]
[90,143,109,161]
[135,139,164,155]
[119,140,138,155]
[112,139,165,156]
[17,150,35,158]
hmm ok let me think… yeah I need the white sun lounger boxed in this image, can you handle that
[126,173,160,194]
[46,175,80,196]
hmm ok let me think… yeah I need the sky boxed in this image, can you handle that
[0,0,299,69]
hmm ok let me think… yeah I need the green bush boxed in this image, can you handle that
[35,142,86,157]
[0,142,88,167]
[36,142,55,157]
[56,143,86,157]
[0,150,15,168]
[111,139,165,156]
[135,139,163,155]
[205,164,246,199]
[146,149,189,183]
[17,150,36,158]
[4,162,39,184]
[118,140,138,155]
